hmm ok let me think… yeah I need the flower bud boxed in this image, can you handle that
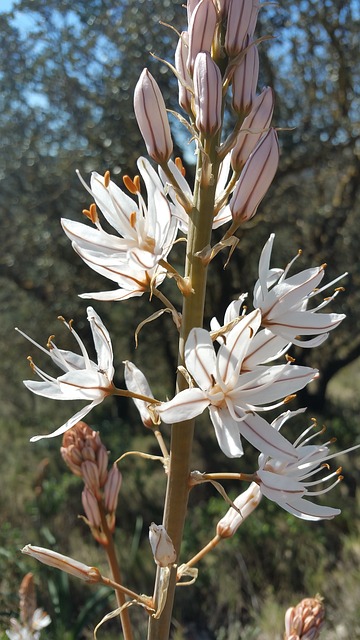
[216,483,261,538]
[124,360,155,428]
[232,38,259,114]
[231,87,274,171]
[22,545,102,583]
[193,52,222,136]
[284,596,325,640]
[19,573,36,626]
[134,69,173,164]
[61,421,108,482]
[82,487,102,528]
[225,0,253,57]
[187,0,217,74]
[230,128,279,223]
[103,465,122,513]
[81,460,101,498]
[187,0,201,25]
[175,32,193,113]
[149,523,176,567]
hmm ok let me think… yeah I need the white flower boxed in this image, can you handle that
[16,307,115,441]
[62,157,178,301]
[157,309,318,459]
[253,234,346,347]
[6,609,50,640]
[255,409,360,520]
[159,155,233,234]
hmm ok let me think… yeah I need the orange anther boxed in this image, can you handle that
[130,211,137,228]
[123,175,139,194]
[104,170,111,187]
[175,157,186,177]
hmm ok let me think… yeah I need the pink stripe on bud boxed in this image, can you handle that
[81,460,101,498]
[187,0,217,74]
[193,52,222,136]
[231,87,274,171]
[232,38,259,115]
[22,545,101,583]
[82,487,101,528]
[103,465,122,513]
[225,0,254,57]
[230,128,279,223]
[175,32,193,113]
[134,69,173,164]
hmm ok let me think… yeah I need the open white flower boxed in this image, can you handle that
[255,409,360,520]
[62,157,178,301]
[157,309,318,459]
[253,234,346,346]
[16,307,115,441]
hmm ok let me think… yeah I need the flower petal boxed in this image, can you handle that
[158,388,209,423]
[185,328,217,389]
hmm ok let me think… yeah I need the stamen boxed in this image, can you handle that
[175,156,186,177]
[285,354,295,363]
[47,335,55,350]
[284,394,296,404]
[130,211,137,229]
[123,175,140,194]
[104,170,110,187]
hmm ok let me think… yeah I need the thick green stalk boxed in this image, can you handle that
[147,139,221,640]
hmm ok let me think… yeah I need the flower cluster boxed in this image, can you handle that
[6,573,51,640]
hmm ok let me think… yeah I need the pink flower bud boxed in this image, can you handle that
[232,38,259,114]
[103,465,122,513]
[231,87,274,171]
[149,523,176,567]
[82,487,101,528]
[81,460,101,498]
[96,445,109,487]
[175,32,193,113]
[225,0,254,57]
[134,69,173,163]
[284,596,325,640]
[22,545,101,583]
[229,128,279,223]
[193,52,222,136]
[187,0,201,25]
[187,0,217,74]
[216,483,261,538]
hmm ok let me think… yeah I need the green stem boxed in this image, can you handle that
[98,503,135,640]
[147,137,221,640]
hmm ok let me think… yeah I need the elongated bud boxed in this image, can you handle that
[124,360,156,428]
[19,573,36,626]
[193,52,222,136]
[149,523,176,567]
[175,32,193,113]
[22,545,102,583]
[81,460,101,499]
[103,465,122,513]
[134,69,173,163]
[187,0,217,74]
[216,483,261,538]
[225,0,253,57]
[82,487,102,528]
[232,38,259,114]
[187,0,201,25]
[284,596,325,640]
[231,87,275,171]
[230,128,279,223]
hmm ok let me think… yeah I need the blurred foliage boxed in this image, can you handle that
[1,0,359,638]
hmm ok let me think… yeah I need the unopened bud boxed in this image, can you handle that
[187,0,217,74]
[22,545,102,583]
[134,69,173,164]
[149,523,176,567]
[61,422,108,483]
[232,38,259,115]
[193,52,222,136]
[103,465,122,514]
[231,87,274,171]
[230,128,279,223]
[225,0,253,57]
[187,0,201,25]
[216,483,261,538]
[284,596,325,640]
[124,360,155,428]
[82,487,102,528]
[175,32,193,113]
[81,460,101,498]
[19,573,36,626]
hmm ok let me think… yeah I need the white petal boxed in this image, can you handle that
[230,364,317,406]
[208,405,244,458]
[91,171,136,237]
[87,307,114,379]
[242,329,289,369]
[217,310,261,384]
[30,400,101,442]
[61,218,128,254]
[273,495,341,521]
[158,388,209,423]
[185,328,216,389]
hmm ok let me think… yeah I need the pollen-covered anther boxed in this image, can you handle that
[129,211,137,229]
[123,174,140,195]
[285,354,296,363]
[321,263,327,269]
[104,170,110,187]
[27,356,35,371]
[284,394,296,404]
[175,157,186,177]
[335,286,345,292]
[47,335,55,349]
